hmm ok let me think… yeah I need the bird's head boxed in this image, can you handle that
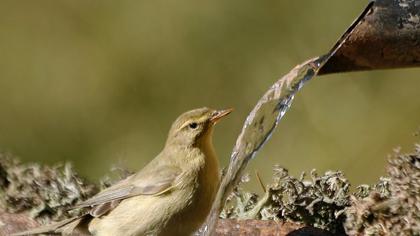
[166,107,232,147]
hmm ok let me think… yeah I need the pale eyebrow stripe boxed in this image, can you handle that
[176,120,192,132]
[176,116,208,132]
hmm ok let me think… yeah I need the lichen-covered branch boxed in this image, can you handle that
[0,145,419,235]
[220,145,420,235]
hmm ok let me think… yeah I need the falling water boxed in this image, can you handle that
[224,56,329,201]
[231,57,322,163]
[201,3,372,234]
[202,55,331,235]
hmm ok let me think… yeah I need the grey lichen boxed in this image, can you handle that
[221,167,350,234]
[0,153,98,224]
[0,145,418,235]
[221,145,420,235]
[344,145,420,236]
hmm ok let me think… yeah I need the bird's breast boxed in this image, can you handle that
[162,144,220,235]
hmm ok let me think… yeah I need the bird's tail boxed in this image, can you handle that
[11,214,91,236]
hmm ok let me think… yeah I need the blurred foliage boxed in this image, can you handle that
[0,0,419,190]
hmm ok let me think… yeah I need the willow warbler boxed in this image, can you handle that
[13,107,232,236]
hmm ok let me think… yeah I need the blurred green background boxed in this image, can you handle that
[0,0,419,191]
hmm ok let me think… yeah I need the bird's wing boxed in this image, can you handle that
[75,163,181,209]
[11,166,180,236]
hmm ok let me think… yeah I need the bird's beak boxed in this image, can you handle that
[210,108,233,123]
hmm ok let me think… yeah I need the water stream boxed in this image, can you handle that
[200,56,329,235]
[201,2,373,234]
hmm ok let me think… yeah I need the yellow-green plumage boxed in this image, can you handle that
[12,107,231,236]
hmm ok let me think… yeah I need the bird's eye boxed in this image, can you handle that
[189,122,198,129]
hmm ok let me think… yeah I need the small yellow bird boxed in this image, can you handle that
[13,107,232,236]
